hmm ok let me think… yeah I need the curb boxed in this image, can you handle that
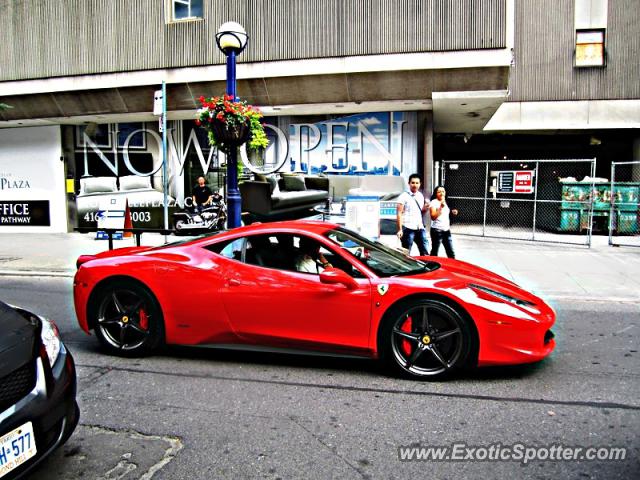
[0,269,75,278]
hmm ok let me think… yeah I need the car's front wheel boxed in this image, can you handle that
[379,299,475,379]
[91,280,164,357]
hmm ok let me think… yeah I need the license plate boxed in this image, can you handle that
[0,422,37,478]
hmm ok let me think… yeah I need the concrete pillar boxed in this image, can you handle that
[423,110,434,195]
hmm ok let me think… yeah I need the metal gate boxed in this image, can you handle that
[609,161,640,247]
[441,159,597,246]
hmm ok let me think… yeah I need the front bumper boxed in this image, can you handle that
[476,308,556,367]
[0,343,79,479]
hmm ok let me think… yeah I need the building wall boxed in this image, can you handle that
[510,0,640,101]
[0,0,507,81]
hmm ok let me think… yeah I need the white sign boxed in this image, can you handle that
[153,90,163,116]
[97,196,126,230]
[0,126,66,233]
[345,196,380,239]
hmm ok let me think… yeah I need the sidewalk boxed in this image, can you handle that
[0,230,639,302]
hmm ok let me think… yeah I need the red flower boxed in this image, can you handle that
[195,119,201,126]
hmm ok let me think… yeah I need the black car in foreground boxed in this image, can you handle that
[0,301,78,479]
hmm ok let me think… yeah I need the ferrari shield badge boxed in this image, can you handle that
[377,284,389,296]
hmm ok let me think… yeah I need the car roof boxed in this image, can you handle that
[197,220,338,243]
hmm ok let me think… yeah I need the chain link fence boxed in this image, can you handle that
[609,161,640,247]
[441,159,597,246]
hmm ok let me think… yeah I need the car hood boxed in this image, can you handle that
[425,257,519,289]
[407,256,534,300]
[0,301,38,377]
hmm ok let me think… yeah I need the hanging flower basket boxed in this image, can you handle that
[195,94,268,155]
[209,119,251,149]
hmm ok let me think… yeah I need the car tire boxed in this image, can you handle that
[378,298,475,380]
[91,279,164,357]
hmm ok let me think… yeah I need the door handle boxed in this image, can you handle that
[228,278,241,287]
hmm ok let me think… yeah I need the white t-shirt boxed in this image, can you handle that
[430,199,451,231]
[296,255,319,273]
[397,191,426,230]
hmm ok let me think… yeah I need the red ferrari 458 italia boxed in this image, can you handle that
[73,221,555,379]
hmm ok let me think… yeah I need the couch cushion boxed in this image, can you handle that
[80,176,117,194]
[282,175,307,191]
[255,173,280,194]
[272,190,327,208]
[119,175,151,191]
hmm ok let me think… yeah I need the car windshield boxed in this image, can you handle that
[324,227,439,277]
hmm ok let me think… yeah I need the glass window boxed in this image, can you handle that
[173,0,203,20]
[76,124,111,148]
[575,29,605,67]
[207,238,244,261]
[117,122,145,149]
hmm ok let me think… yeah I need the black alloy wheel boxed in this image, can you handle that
[92,280,164,357]
[380,299,474,379]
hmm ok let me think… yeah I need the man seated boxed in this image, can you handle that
[192,176,213,212]
[295,237,332,274]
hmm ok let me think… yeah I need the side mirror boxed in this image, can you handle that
[319,267,359,290]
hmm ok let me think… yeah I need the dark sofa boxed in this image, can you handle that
[240,174,329,217]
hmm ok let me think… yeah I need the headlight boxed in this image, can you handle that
[470,284,537,309]
[40,318,62,366]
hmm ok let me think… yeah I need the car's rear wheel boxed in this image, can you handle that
[379,299,474,379]
[91,280,164,357]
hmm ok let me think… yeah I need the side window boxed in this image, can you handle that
[206,238,244,261]
[244,234,296,270]
[294,235,366,278]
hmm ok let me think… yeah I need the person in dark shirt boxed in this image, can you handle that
[191,176,213,212]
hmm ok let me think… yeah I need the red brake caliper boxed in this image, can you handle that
[401,316,413,356]
[139,308,149,330]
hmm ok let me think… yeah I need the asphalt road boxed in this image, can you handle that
[1,276,638,480]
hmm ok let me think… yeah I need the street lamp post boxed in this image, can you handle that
[215,22,248,229]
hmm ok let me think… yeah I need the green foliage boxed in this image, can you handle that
[196,94,269,153]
